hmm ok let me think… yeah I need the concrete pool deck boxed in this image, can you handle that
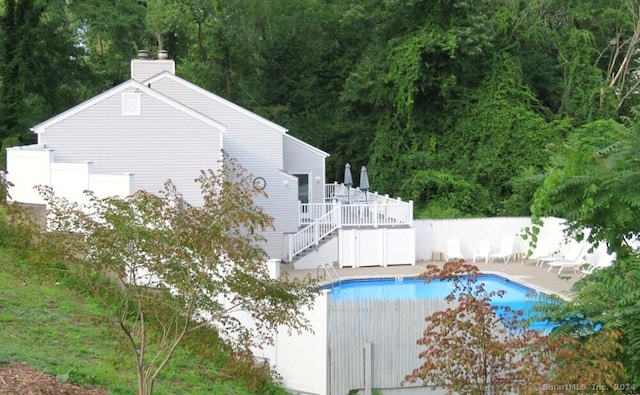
[281,259,582,300]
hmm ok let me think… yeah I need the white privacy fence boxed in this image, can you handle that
[328,298,453,395]
[414,217,572,262]
[7,145,134,204]
[266,290,455,395]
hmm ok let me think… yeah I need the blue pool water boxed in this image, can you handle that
[327,275,553,332]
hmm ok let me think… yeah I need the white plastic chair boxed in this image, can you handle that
[525,238,555,266]
[489,236,515,264]
[473,240,491,264]
[546,240,589,274]
[445,239,464,261]
[581,252,616,276]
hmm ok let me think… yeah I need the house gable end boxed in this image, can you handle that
[31,80,228,135]
[144,72,287,134]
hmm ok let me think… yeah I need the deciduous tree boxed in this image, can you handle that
[36,154,315,395]
[405,260,625,394]
[404,261,552,394]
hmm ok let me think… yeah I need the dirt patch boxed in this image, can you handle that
[0,362,107,395]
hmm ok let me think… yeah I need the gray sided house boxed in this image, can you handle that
[7,54,328,261]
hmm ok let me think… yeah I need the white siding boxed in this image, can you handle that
[131,59,175,82]
[148,76,299,259]
[283,135,326,204]
[38,86,222,205]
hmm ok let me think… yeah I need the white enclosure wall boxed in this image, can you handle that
[7,146,134,205]
[414,217,569,262]
[6,147,52,204]
[273,291,329,394]
[339,227,416,268]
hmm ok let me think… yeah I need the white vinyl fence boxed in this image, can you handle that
[7,145,134,204]
[414,217,570,262]
[328,298,452,395]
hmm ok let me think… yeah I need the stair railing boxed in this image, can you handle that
[288,205,340,262]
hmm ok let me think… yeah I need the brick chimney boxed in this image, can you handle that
[131,49,175,82]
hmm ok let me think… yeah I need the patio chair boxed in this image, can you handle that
[528,239,559,267]
[489,236,515,264]
[473,240,491,264]
[445,239,464,261]
[581,252,616,276]
[546,240,589,275]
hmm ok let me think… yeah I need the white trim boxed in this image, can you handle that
[144,72,290,134]
[279,170,298,182]
[31,80,228,134]
[284,133,330,158]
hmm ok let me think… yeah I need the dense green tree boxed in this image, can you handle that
[68,0,148,88]
[0,0,20,141]
[443,58,561,215]
[2,0,639,216]
[531,117,640,385]
[1,0,88,149]
[532,119,640,248]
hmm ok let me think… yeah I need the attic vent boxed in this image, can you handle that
[122,93,141,115]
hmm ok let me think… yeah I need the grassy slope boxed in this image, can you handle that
[0,247,260,395]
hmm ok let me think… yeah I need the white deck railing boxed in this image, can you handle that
[325,182,410,207]
[288,186,414,261]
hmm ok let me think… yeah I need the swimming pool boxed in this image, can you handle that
[326,274,553,332]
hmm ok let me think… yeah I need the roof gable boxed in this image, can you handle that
[284,133,329,158]
[31,80,227,134]
[144,72,288,134]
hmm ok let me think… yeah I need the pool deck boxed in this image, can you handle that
[281,259,582,300]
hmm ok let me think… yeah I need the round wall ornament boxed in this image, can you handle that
[253,176,266,190]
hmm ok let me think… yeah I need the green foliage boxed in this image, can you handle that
[400,168,487,218]
[441,56,560,216]
[1,0,90,142]
[532,119,640,251]
[531,115,640,384]
[0,246,269,394]
[4,0,640,219]
[535,254,640,386]
[67,0,148,88]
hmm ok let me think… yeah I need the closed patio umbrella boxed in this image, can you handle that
[344,163,353,187]
[360,166,370,201]
[344,163,353,203]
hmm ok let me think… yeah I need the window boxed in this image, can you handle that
[293,174,310,203]
[122,93,141,115]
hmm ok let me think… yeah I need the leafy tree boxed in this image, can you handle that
[67,0,148,88]
[36,154,315,395]
[531,116,640,385]
[404,261,552,394]
[441,56,560,215]
[536,255,640,387]
[0,0,20,141]
[405,260,624,394]
[1,0,89,147]
[531,118,640,250]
